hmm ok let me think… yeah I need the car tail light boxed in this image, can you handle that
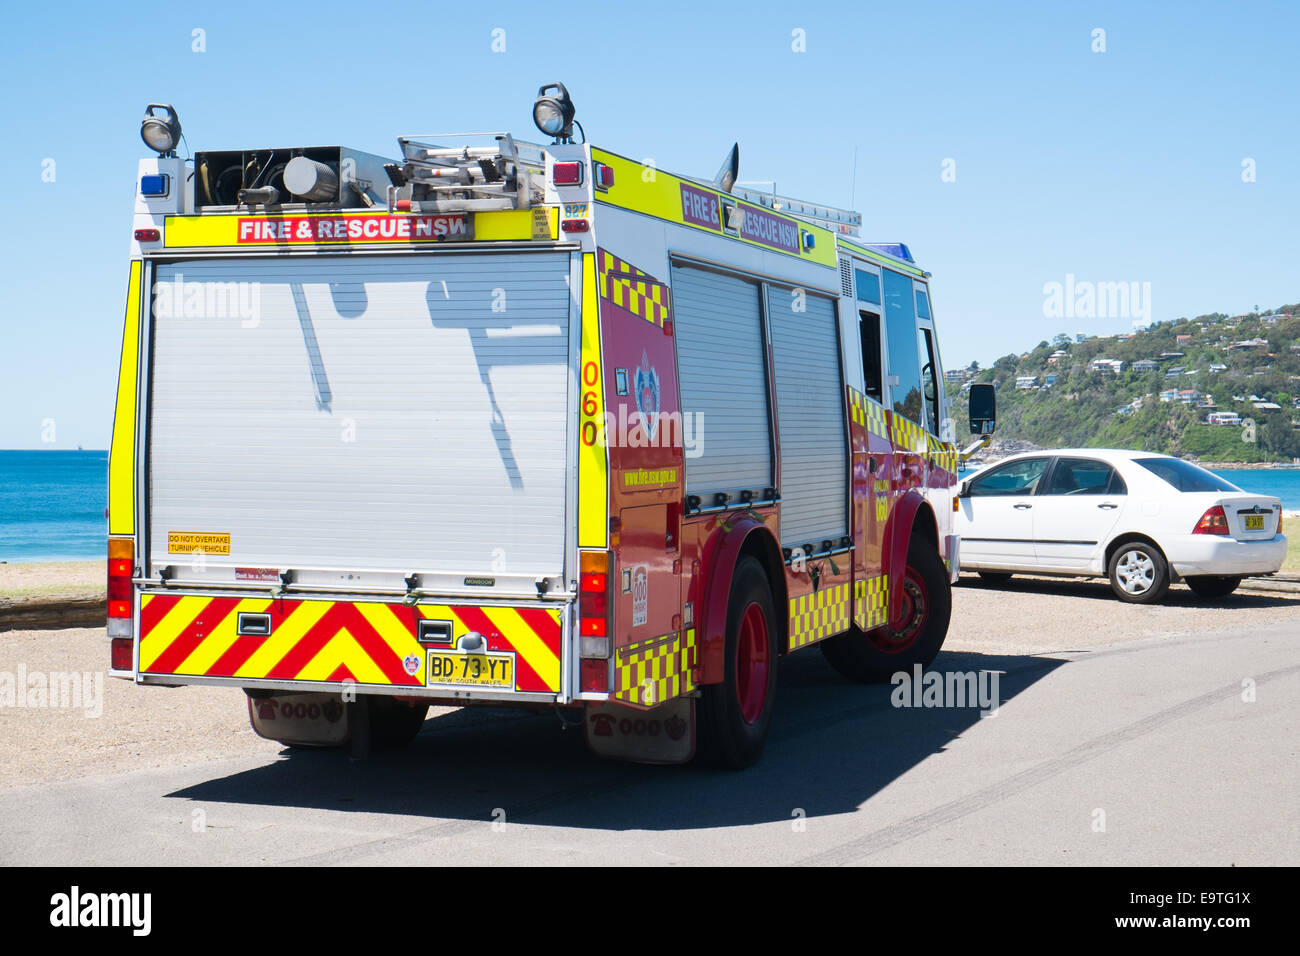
[1192,505,1230,535]
[1278,511,1284,534]
[593,162,615,190]
[552,161,583,186]
[134,228,160,242]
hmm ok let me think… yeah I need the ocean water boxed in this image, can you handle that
[0,450,107,562]
[2,451,1299,564]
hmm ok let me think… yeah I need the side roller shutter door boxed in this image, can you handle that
[670,263,773,502]
[767,286,849,546]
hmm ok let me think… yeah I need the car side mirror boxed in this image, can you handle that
[969,382,996,435]
[958,480,971,498]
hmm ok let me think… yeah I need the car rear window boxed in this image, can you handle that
[1134,458,1241,493]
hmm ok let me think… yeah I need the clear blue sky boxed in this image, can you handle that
[1,0,1296,449]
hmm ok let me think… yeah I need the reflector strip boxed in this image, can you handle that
[108,261,142,535]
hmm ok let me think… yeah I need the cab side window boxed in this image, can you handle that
[968,457,1049,497]
[882,269,923,424]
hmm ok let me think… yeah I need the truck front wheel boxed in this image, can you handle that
[821,535,952,683]
[698,556,779,769]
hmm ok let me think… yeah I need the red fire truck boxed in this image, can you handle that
[110,87,995,767]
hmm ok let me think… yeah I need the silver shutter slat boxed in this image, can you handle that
[670,264,773,500]
[767,287,848,545]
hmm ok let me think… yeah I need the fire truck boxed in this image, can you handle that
[109,87,995,767]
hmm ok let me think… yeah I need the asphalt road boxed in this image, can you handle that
[2,577,1298,865]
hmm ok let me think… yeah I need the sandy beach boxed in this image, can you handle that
[0,561,102,601]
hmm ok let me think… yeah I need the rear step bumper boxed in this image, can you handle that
[135,591,570,703]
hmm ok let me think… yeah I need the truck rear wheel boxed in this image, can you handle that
[698,556,778,769]
[368,697,430,749]
[821,535,951,683]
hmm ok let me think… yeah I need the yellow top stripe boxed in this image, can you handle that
[109,261,142,536]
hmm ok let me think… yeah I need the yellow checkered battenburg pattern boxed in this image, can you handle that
[614,629,697,708]
[847,388,889,442]
[598,249,671,326]
[928,433,959,474]
[855,574,889,630]
[788,582,852,649]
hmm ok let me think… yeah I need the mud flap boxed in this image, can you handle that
[247,691,349,747]
[584,697,695,765]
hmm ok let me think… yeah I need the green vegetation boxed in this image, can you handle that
[950,304,1300,462]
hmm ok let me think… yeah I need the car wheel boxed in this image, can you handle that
[698,556,779,769]
[977,571,1013,584]
[1108,541,1170,604]
[1185,575,1242,599]
[821,535,952,683]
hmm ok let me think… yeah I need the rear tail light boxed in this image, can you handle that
[1278,511,1284,534]
[593,162,615,190]
[133,228,160,242]
[107,538,135,671]
[580,659,608,692]
[110,638,134,671]
[108,537,134,618]
[1192,505,1230,535]
[561,218,590,233]
[579,551,611,670]
[552,162,583,186]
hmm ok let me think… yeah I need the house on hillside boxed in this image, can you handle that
[1253,401,1282,411]
[1131,359,1158,372]
[1176,334,1193,346]
[1043,374,1059,387]
[1207,411,1242,425]
[1158,351,1184,361]
[1164,366,1185,378]
[1089,358,1124,374]
[1159,388,1179,403]
[1177,389,1202,405]
[1209,363,1228,373]
[1015,375,1038,390]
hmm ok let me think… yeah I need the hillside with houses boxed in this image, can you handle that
[949,304,1300,463]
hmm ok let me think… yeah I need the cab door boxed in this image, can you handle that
[956,456,1051,568]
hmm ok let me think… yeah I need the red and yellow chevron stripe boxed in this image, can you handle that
[138,595,563,693]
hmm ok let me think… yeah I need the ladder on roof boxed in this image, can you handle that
[732,185,862,235]
[394,133,548,213]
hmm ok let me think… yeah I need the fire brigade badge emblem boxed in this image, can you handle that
[634,349,661,442]
[403,654,420,677]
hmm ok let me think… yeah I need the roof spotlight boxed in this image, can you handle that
[532,82,576,143]
[140,103,182,157]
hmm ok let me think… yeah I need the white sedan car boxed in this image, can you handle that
[956,449,1286,603]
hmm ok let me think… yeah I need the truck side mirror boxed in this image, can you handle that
[968,382,996,435]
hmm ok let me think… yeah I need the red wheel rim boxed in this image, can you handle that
[869,567,930,654]
[735,602,770,724]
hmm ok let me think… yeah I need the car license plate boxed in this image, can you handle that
[426,649,514,689]
[1244,514,1266,531]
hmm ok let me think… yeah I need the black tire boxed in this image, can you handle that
[1107,540,1171,604]
[977,571,1013,584]
[698,556,779,770]
[1185,575,1242,599]
[821,535,952,683]
[368,697,429,749]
